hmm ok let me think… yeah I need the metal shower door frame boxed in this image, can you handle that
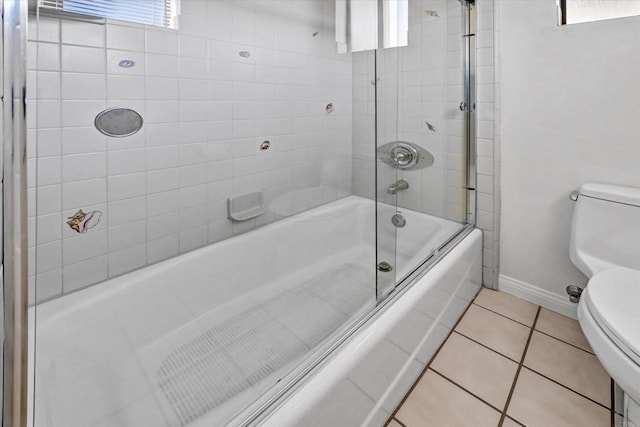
[463,0,477,227]
[1,0,30,426]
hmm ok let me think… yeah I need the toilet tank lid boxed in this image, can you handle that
[579,183,640,207]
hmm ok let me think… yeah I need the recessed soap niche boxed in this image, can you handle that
[227,190,265,222]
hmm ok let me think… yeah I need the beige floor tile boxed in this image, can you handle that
[396,370,500,427]
[535,308,593,353]
[431,332,518,410]
[502,417,523,427]
[524,331,610,407]
[455,304,531,361]
[387,419,403,427]
[474,289,538,326]
[508,368,610,427]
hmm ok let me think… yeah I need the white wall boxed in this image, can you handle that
[499,0,640,306]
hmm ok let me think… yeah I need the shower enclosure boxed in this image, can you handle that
[1,0,477,425]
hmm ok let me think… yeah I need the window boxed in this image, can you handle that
[559,0,640,25]
[37,0,179,29]
[382,0,408,49]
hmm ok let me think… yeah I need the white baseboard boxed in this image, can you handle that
[498,274,578,320]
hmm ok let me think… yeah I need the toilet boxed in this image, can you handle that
[569,183,640,418]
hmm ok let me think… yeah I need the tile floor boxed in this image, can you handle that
[388,289,613,427]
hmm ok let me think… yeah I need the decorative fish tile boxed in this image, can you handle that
[425,121,436,132]
[326,102,334,114]
[66,209,102,233]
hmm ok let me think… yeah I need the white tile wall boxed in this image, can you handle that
[352,0,468,222]
[476,0,500,288]
[28,0,501,299]
[351,0,499,287]
[28,0,353,302]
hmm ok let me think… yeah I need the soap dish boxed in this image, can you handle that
[227,190,265,222]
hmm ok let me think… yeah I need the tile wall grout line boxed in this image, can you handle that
[453,330,520,364]
[533,329,594,356]
[387,288,483,424]
[497,305,541,426]
[519,366,611,411]
[430,368,503,414]
[471,301,534,328]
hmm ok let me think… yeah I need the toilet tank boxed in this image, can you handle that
[569,183,640,278]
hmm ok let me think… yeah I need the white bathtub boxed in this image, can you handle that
[29,196,478,427]
[257,228,482,426]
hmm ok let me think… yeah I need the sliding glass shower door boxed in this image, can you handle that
[21,0,475,425]
[27,1,386,426]
[374,0,473,301]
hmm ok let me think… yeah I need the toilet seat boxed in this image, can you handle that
[578,286,640,405]
[585,268,640,366]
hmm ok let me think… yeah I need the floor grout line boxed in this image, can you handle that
[431,368,504,414]
[453,330,521,364]
[392,417,407,427]
[472,302,535,328]
[505,414,526,426]
[533,329,595,355]
[519,366,612,411]
[498,305,541,426]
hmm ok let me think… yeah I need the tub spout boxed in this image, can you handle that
[387,179,409,195]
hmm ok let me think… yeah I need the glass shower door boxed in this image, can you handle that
[28,1,382,426]
[375,46,401,301]
[11,0,478,425]
[376,0,473,301]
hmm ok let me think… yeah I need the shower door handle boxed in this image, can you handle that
[459,102,468,111]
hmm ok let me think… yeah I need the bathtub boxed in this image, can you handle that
[255,228,482,426]
[29,195,480,427]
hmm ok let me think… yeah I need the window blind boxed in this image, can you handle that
[38,0,178,28]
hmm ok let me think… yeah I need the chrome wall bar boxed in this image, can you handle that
[2,0,29,425]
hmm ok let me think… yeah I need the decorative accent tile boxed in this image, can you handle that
[66,209,102,233]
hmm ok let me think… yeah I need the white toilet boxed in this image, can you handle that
[569,183,640,420]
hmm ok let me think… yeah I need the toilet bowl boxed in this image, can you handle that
[577,268,640,405]
[569,183,640,411]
